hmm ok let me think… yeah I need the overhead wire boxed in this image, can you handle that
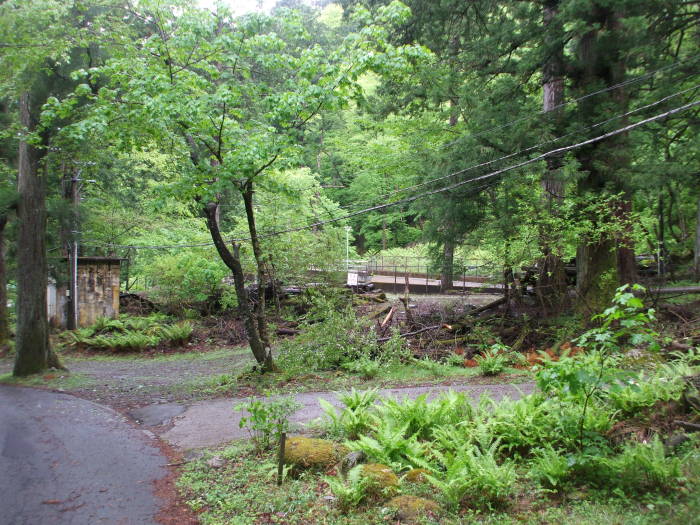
[83,70,697,251]
[83,98,700,250]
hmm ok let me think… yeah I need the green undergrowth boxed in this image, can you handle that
[58,313,193,353]
[0,370,94,390]
[178,286,700,523]
[212,361,525,397]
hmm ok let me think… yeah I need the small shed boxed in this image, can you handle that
[48,256,123,328]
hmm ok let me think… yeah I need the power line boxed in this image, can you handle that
[348,82,700,207]
[244,99,699,240]
[440,53,700,150]
[85,73,700,250]
[87,99,699,250]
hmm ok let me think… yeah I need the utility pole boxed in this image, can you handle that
[67,169,80,330]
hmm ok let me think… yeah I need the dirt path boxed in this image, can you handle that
[0,348,254,409]
[152,381,535,450]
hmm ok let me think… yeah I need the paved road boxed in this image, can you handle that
[157,381,535,450]
[0,385,167,525]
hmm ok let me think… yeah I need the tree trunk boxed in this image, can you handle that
[536,0,568,312]
[13,92,63,376]
[694,194,700,280]
[0,216,8,349]
[241,182,274,371]
[576,239,616,316]
[441,239,454,292]
[659,192,667,276]
[203,201,273,371]
[572,6,633,312]
[615,197,637,285]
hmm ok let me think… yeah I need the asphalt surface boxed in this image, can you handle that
[159,381,535,449]
[0,385,167,525]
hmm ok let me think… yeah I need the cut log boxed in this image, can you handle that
[380,306,395,330]
[369,304,392,320]
[674,420,700,432]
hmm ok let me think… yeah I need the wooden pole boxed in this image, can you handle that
[277,431,286,486]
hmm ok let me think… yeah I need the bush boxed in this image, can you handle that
[236,397,301,452]
[342,357,380,379]
[60,314,191,352]
[529,447,571,489]
[325,466,371,512]
[276,309,377,373]
[156,321,194,346]
[320,388,377,440]
[427,441,516,510]
[140,250,230,312]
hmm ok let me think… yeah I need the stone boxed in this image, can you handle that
[665,432,690,451]
[339,450,366,476]
[360,463,399,497]
[207,456,224,468]
[403,468,430,483]
[386,495,439,523]
[283,436,349,470]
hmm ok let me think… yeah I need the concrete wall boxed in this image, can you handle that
[77,261,121,327]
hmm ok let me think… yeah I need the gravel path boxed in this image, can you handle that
[157,381,535,450]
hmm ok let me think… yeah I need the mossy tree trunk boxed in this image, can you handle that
[536,0,568,313]
[14,91,63,376]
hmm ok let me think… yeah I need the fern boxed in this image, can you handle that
[157,321,194,346]
[347,421,427,472]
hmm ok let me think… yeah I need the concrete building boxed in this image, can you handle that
[48,256,123,328]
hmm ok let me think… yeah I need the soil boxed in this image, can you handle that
[0,346,254,410]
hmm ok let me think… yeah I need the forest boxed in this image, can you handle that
[1,0,699,524]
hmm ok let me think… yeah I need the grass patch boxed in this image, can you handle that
[228,361,525,396]
[178,438,700,525]
[0,370,94,390]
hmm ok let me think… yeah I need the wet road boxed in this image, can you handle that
[0,385,167,525]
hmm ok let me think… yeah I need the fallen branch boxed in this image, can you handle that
[674,420,700,432]
[377,324,441,343]
[369,304,392,319]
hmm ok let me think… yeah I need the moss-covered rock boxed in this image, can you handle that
[386,495,439,523]
[360,463,399,497]
[283,436,348,470]
[403,468,430,483]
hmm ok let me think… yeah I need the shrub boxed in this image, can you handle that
[157,321,194,346]
[236,397,301,452]
[276,310,377,373]
[378,391,474,442]
[342,357,380,379]
[141,250,230,312]
[427,441,516,510]
[413,357,449,377]
[529,447,571,489]
[347,421,427,473]
[325,466,371,512]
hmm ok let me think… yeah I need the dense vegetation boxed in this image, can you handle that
[1,1,699,522]
[1,0,698,373]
